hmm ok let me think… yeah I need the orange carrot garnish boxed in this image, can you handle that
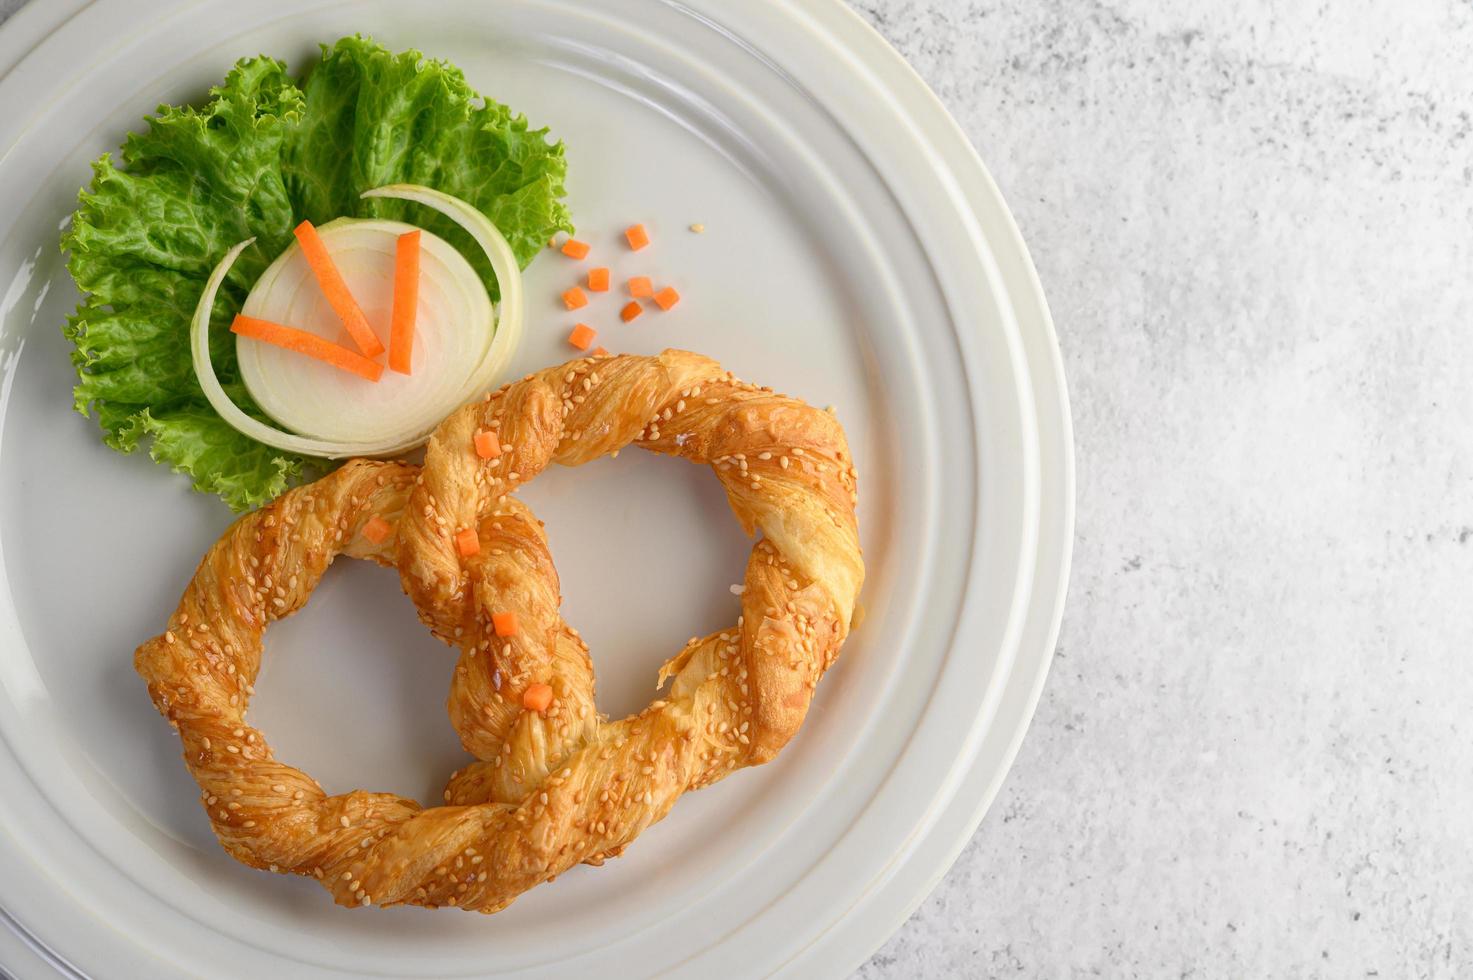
[474,429,502,459]
[624,224,650,251]
[620,301,644,323]
[456,528,480,557]
[568,324,597,350]
[561,239,590,260]
[627,276,653,298]
[587,267,610,291]
[653,286,681,311]
[361,515,392,544]
[493,611,519,637]
[562,286,588,310]
[522,683,553,712]
[388,230,420,374]
[293,220,384,358]
[230,315,383,382]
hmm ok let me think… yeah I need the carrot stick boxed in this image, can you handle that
[230,315,383,382]
[388,230,420,374]
[293,221,385,358]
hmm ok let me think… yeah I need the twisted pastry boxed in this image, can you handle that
[136,350,863,912]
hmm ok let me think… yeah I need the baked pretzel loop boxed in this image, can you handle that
[136,349,864,912]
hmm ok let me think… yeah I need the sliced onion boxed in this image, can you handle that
[361,182,524,394]
[190,185,524,459]
[237,218,492,445]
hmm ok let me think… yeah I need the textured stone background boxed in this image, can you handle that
[847,1,1473,977]
[2,0,1469,976]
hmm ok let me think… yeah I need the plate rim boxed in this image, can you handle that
[0,1,1074,976]
[775,5,1075,972]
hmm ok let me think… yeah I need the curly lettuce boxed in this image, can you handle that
[62,37,572,510]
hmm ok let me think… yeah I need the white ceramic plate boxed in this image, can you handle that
[0,1,1073,977]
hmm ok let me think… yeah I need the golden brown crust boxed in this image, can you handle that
[134,350,864,912]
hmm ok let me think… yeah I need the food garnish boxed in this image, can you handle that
[568,324,597,350]
[388,230,421,375]
[624,223,651,250]
[228,315,383,382]
[522,684,554,713]
[492,611,519,637]
[473,428,502,460]
[293,220,385,358]
[360,514,392,544]
[653,286,681,310]
[193,184,525,460]
[62,37,572,509]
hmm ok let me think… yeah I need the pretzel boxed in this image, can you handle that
[135,350,863,912]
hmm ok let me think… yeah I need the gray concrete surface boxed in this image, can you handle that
[849,1,1472,976]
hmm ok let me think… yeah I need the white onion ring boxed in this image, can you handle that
[190,184,525,459]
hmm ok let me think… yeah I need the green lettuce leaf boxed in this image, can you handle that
[63,37,572,510]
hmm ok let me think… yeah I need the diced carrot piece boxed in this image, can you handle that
[293,220,384,358]
[388,230,420,374]
[568,323,597,351]
[361,515,391,544]
[456,528,480,557]
[561,239,590,260]
[493,611,519,637]
[620,301,644,323]
[230,315,383,381]
[522,683,553,712]
[587,267,610,291]
[627,276,653,298]
[562,286,588,310]
[592,346,610,357]
[624,224,650,251]
[653,286,681,310]
[474,429,502,459]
